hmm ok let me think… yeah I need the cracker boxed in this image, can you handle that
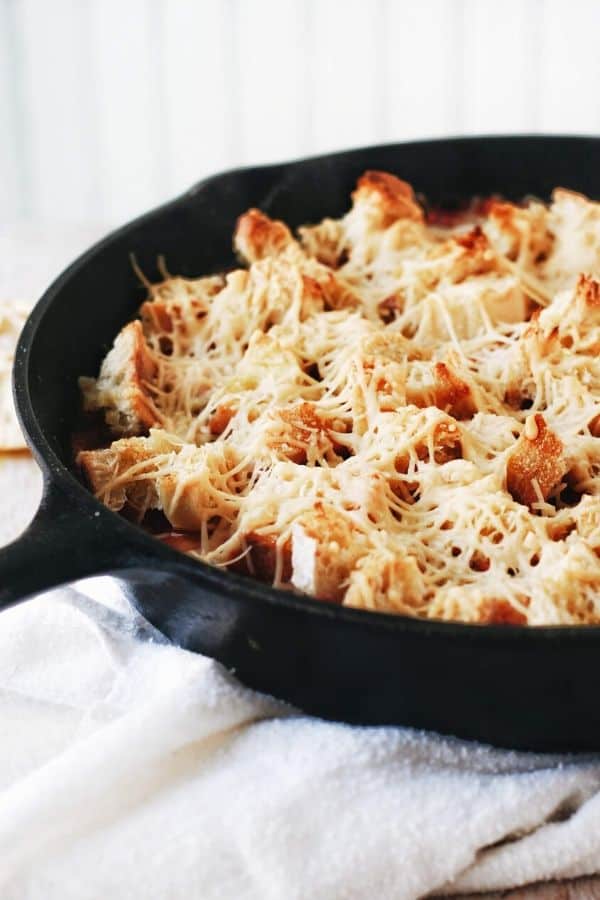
[0,303,30,451]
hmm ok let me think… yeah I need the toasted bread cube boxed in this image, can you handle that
[506,414,567,508]
[484,199,551,264]
[344,550,425,614]
[140,274,223,356]
[351,171,423,228]
[234,209,294,263]
[481,278,529,324]
[430,362,476,419]
[523,274,600,358]
[546,189,600,290]
[448,227,497,280]
[157,444,243,531]
[208,403,236,436]
[77,434,161,514]
[575,272,600,309]
[298,219,347,268]
[243,531,292,583]
[79,431,242,531]
[407,361,476,420]
[429,586,529,625]
[266,403,347,464]
[291,506,366,603]
[80,321,159,436]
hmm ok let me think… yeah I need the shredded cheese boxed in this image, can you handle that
[77,171,600,625]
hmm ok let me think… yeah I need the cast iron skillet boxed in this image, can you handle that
[2,136,600,752]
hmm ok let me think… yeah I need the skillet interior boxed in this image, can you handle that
[15,136,600,751]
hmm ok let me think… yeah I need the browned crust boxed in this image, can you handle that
[294,503,363,603]
[431,420,463,465]
[486,199,518,223]
[589,414,600,438]
[523,306,542,335]
[518,308,558,363]
[576,272,600,308]
[486,200,522,252]
[316,271,360,311]
[406,362,476,420]
[485,200,531,262]
[431,362,476,420]
[140,287,214,353]
[521,274,600,364]
[243,531,292,583]
[140,298,175,336]
[394,419,462,488]
[506,414,566,508]
[442,226,498,281]
[378,292,404,322]
[267,402,346,463]
[352,170,424,225]
[123,321,161,432]
[77,436,159,514]
[233,208,293,263]
[479,598,528,625]
[486,198,554,267]
[300,275,326,312]
[208,403,236,436]
[77,446,112,494]
[81,321,160,436]
[469,550,490,572]
[453,224,489,254]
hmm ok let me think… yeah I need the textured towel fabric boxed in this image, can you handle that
[3,229,600,899]
[2,578,600,899]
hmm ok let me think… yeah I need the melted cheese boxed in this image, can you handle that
[78,172,600,625]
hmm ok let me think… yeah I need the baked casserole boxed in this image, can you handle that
[77,171,600,625]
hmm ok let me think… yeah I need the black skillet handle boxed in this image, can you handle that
[0,479,121,611]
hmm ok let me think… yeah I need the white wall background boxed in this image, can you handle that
[1,0,599,228]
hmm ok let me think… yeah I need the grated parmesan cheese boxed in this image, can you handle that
[77,171,600,625]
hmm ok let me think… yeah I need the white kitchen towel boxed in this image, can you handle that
[2,576,600,900]
[3,228,600,900]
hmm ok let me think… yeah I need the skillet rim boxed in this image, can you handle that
[14,133,600,643]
